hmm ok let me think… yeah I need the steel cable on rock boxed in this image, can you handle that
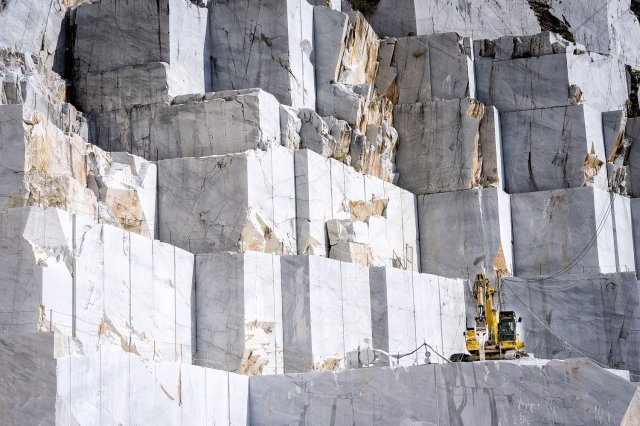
[504,282,610,370]
[515,192,614,283]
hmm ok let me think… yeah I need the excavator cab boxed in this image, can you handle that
[498,311,517,342]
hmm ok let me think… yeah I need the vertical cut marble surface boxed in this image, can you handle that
[209,0,315,108]
[195,252,283,375]
[511,187,618,277]
[418,187,513,278]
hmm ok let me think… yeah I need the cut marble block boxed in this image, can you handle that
[395,98,503,195]
[500,104,608,194]
[74,62,172,114]
[0,207,194,361]
[73,0,210,112]
[0,49,88,138]
[0,105,157,237]
[93,89,281,161]
[209,0,315,109]
[369,267,466,366]
[157,146,297,255]
[248,358,637,426]
[195,252,283,375]
[474,35,628,114]
[0,0,68,72]
[280,255,372,373]
[505,272,640,375]
[366,0,640,66]
[418,187,514,278]
[511,187,632,277]
[367,0,539,40]
[0,332,249,425]
[295,149,419,271]
[376,33,475,104]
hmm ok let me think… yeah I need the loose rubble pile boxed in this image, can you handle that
[2,0,640,424]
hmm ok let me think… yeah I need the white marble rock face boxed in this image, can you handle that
[0,104,157,238]
[157,146,297,256]
[395,98,501,195]
[376,33,476,104]
[294,149,419,271]
[369,267,466,366]
[510,187,634,277]
[209,0,315,109]
[195,252,284,375]
[280,255,372,373]
[418,187,514,279]
[0,207,194,362]
[500,104,608,194]
[474,36,628,114]
[92,89,281,161]
[0,332,249,426]
[73,0,210,111]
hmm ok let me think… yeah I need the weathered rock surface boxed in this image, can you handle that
[0,49,87,138]
[157,147,297,255]
[0,105,157,237]
[395,98,501,195]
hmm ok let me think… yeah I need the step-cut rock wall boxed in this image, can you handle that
[0,207,194,361]
[367,0,640,67]
[2,0,640,424]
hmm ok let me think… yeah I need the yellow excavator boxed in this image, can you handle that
[450,273,527,362]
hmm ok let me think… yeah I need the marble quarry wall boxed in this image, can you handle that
[3,0,640,424]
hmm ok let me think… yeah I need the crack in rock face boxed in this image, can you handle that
[527,0,575,42]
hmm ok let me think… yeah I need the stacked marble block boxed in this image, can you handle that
[366,0,640,68]
[195,252,465,374]
[474,33,636,276]
[387,30,636,278]
[382,31,514,278]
